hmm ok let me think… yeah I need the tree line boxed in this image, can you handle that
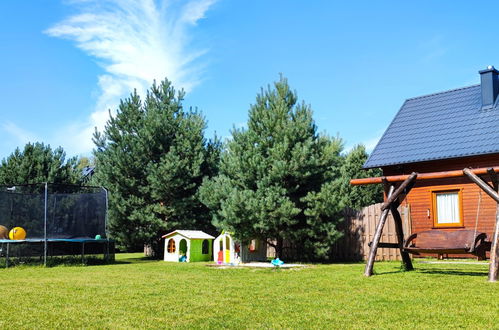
[0,76,382,260]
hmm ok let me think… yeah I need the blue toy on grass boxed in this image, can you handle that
[271,257,284,267]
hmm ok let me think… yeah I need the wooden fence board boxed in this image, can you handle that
[266,203,412,261]
[332,203,411,261]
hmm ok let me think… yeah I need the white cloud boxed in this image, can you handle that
[39,0,216,156]
[344,132,382,154]
[363,135,381,153]
[1,122,39,146]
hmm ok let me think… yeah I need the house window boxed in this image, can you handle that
[167,239,176,253]
[432,189,463,227]
[202,239,209,254]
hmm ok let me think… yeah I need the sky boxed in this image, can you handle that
[1,1,499,159]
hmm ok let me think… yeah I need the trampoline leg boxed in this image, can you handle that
[6,243,9,268]
[44,240,47,267]
[81,242,85,265]
[105,240,109,262]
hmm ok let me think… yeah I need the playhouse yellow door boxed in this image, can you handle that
[225,236,231,263]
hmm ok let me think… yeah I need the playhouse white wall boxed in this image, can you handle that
[163,234,192,262]
[213,233,236,264]
[213,233,268,263]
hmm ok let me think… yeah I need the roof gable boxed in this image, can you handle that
[364,84,499,168]
[161,230,214,240]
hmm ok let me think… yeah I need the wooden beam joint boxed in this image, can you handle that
[381,172,418,211]
[463,168,499,204]
[488,168,499,191]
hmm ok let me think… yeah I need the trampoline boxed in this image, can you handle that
[0,183,114,267]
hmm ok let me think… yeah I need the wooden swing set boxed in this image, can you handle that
[350,166,499,282]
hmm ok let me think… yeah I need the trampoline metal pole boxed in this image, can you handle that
[44,182,48,266]
[102,187,109,238]
[102,187,110,263]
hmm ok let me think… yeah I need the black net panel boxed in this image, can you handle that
[0,184,45,239]
[46,185,107,239]
[0,184,107,240]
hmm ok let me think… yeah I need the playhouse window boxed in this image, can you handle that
[432,189,463,227]
[167,239,176,253]
[202,239,209,254]
[249,239,257,252]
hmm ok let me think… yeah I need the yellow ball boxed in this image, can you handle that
[9,227,26,240]
[0,225,8,239]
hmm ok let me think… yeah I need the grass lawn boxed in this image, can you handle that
[0,254,497,329]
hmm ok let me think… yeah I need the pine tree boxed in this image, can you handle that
[93,79,219,253]
[340,145,383,210]
[200,76,345,260]
[0,142,80,185]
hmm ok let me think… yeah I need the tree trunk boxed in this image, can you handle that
[276,238,284,259]
[144,239,164,259]
[144,244,155,257]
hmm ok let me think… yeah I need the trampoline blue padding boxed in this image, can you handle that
[0,239,44,243]
[0,238,109,243]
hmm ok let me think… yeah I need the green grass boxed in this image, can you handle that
[0,254,497,329]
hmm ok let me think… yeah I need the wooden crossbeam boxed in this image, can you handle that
[351,166,499,186]
[368,242,399,249]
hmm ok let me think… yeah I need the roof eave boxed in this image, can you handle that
[363,151,499,170]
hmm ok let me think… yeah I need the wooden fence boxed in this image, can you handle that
[267,203,411,262]
[331,203,411,261]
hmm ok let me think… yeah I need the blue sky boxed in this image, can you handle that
[1,1,498,159]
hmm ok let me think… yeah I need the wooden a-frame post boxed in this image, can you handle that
[463,168,499,282]
[364,173,417,277]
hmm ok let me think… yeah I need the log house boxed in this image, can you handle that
[354,66,499,281]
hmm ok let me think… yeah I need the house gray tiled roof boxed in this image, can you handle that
[364,84,499,168]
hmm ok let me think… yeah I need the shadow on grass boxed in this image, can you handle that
[0,255,153,268]
[84,256,162,267]
[416,268,488,277]
[372,264,489,277]
[118,257,156,263]
[373,269,408,275]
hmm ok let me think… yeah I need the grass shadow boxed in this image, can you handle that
[115,256,161,264]
[372,269,413,275]
[416,268,488,277]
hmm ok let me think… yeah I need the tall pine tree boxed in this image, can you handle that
[0,142,79,185]
[200,76,345,260]
[93,79,219,253]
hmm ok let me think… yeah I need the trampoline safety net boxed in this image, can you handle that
[0,183,114,267]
